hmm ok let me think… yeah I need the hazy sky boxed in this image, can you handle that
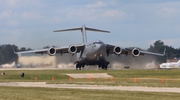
[1,0,180,49]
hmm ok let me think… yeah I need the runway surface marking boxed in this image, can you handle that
[66,73,113,78]
[0,82,180,93]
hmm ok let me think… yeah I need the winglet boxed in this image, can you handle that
[11,46,17,54]
[163,48,166,56]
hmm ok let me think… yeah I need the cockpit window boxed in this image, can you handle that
[93,41,102,44]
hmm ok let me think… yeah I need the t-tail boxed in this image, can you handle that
[53,25,110,43]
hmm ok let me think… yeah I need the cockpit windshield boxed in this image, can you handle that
[93,41,102,45]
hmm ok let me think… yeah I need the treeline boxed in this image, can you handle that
[0,40,179,65]
[148,40,180,62]
[0,45,31,65]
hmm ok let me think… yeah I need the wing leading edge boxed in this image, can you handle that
[106,44,165,56]
[14,44,85,55]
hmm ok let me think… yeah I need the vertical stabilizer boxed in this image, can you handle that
[53,25,110,43]
[82,25,87,43]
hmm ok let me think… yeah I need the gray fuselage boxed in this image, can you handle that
[76,40,108,67]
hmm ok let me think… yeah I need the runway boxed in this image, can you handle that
[66,73,113,78]
[0,68,73,70]
[0,82,180,93]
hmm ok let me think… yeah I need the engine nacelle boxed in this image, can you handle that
[68,45,77,54]
[47,47,56,56]
[113,46,122,55]
[132,48,140,57]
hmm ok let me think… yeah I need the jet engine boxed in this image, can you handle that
[68,45,77,54]
[47,47,56,56]
[113,46,122,55]
[132,48,140,57]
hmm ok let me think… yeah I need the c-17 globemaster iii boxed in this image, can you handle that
[14,25,165,70]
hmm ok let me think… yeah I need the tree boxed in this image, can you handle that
[0,44,32,65]
[148,40,166,63]
[0,44,18,64]
[148,40,165,52]
[20,47,26,51]
[148,40,180,63]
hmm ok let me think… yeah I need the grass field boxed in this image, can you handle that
[0,69,180,100]
[0,86,180,100]
[1,69,180,87]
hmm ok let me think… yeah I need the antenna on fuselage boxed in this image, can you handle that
[53,25,110,43]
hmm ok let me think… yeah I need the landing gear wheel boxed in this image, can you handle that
[102,64,108,70]
[76,63,81,70]
[104,65,108,70]
[98,65,101,70]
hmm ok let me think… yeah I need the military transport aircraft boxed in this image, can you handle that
[14,25,165,70]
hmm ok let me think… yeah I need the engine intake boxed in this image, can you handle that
[132,48,140,57]
[47,47,56,56]
[113,46,122,55]
[68,45,77,54]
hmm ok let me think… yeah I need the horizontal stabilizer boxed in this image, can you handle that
[53,26,110,33]
[53,28,81,32]
[85,27,110,33]
[53,25,110,43]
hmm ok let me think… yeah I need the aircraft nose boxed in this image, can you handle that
[95,44,103,51]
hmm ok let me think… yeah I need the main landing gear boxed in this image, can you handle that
[76,63,85,70]
[75,62,110,70]
[98,61,109,70]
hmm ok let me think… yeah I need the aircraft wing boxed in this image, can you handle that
[14,44,85,55]
[106,44,165,56]
[14,48,48,54]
